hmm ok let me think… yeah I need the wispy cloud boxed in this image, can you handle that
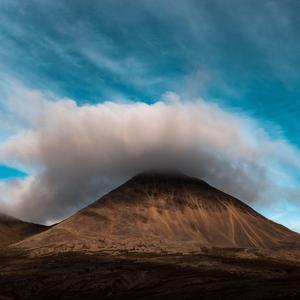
[1,0,300,103]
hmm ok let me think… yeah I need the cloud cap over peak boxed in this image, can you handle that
[0,90,300,225]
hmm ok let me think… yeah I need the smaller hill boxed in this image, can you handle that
[0,213,47,247]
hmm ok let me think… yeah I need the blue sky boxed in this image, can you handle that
[0,165,26,179]
[0,0,300,228]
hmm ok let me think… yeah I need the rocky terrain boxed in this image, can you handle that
[0,249,300,299]
[1,170,300,299]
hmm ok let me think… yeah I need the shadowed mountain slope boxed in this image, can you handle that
[0,213,47,247]
[15,171,300,254]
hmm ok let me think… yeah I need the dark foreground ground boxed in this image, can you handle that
[0,249,300,300]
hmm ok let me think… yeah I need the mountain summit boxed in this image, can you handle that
[15,171,300,254]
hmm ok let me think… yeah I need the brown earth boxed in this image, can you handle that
[0,249,300,300]
[14,171,300,256]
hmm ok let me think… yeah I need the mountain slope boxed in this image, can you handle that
[0,213,47,247]
[15,171,300,254]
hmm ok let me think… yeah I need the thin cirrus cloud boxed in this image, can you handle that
[0,87,300,226]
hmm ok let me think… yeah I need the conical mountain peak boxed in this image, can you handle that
[15,171,300,254]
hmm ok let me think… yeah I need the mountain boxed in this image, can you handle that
[0,213,47,247]
[15,171,300,254]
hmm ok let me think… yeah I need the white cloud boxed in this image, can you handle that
[1,88,300,225]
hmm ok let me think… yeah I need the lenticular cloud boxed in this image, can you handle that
[0,90,300,224]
